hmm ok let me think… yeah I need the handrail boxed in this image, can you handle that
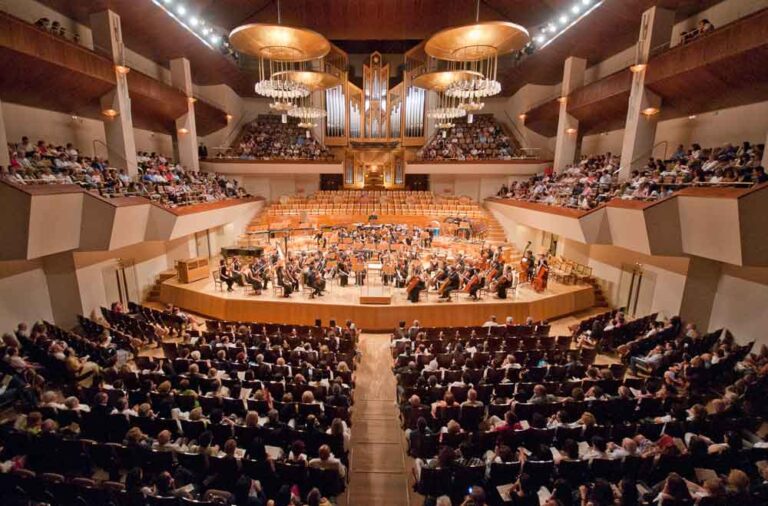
[211,114,252,154]
[504,110,555,160]
[92,139,131,166]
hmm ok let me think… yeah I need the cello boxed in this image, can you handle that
[533,263,549,292]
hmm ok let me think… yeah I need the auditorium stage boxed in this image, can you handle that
[159,277,595,331]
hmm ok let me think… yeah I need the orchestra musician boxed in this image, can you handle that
[243,264,263,294]
[406,273,426,303]
[464,267,483,300]
[494,273,512,299]
[276,263,294,297]
[218,259,236,292]
[306,266,325,298]
[337,259,350,287]
[438,266,461,301]
[533,255,549,292]
[231,257,245,286]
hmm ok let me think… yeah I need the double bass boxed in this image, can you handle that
[518,241,533,283]
[406,275,421,297]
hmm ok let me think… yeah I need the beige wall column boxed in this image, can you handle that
[762,131,768,169]
[678,256,723,332]
[553,57,586,172]
[90,10,139,176]
[618,7,675,180]
[0,97,9,167]
[170,58,199,172]
[42,253,85,329]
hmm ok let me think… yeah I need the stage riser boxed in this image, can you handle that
[159,282,595,332]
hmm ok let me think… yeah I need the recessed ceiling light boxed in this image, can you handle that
[559,15,569,25]
[163,0,173,4]
[582,0,592,5]
[189,17,199,27]
[572,5,581,14]
[202,27,211,35]
[547,23,557,33]
[210,34,221,44]
[176,5,186,15]
[535,35,546,43]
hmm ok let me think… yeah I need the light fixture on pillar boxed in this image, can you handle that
[178,127,190,134]
[187,97,197,104]
[225,113,234,122]
[641,107,660,117]
[518,113,527,121]
[566,127,577,134]
[115,64,131,75]
[557,96,568,104]
[629,63,647,73]
[102,108,119,118]
[688,114,697,120]
[423,1,529,114]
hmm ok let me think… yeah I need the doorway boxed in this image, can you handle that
[617,263,656,317]
[102,260,139,307]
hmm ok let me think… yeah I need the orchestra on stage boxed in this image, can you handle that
[214,222,550,303]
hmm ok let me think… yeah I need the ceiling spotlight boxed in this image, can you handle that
[176,5,186,16]
[209,34,221,44]
[163,0,173,4]
[189,17,199,27]
[547,23,557,33]
[582,0,592,4]
[572,5,581,14]
[534,34,546,44]
[202,27,211,35]
[559,15,569,25]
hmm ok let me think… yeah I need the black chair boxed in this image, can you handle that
[459,405,484,431]
[557,459,588,487]
[488,461,521,486]
[308,467,346,497]
[417,467,452,497]
[452,465,485,497]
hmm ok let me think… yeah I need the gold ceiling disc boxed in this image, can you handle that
[271,70,342,91]
[229,23,331,61]
[424,21,530,61]
[412,70,484,91]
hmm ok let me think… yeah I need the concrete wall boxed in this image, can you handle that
[0,260,53,333]
[709,265,768,345]
[2,102,174,157]
[581,100,768,155]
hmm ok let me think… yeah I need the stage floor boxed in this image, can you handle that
[160,276,595,331]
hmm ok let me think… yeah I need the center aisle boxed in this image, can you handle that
[343,333,418,506]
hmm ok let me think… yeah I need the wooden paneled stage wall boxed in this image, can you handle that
[159,279,595,331]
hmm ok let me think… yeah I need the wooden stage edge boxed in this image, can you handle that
[159,279,596,332]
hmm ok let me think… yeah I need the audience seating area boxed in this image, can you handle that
[0,304,357,505]
[393,315,768,505]
[417,114,521,162]
[2,140,248,208]
[216,115,334,161]
[495,143,764,210]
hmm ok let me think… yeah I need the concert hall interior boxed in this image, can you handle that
[1,0,768,505]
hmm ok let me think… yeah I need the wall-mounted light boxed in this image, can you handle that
[115,64,131,75]
[688,115,697,120]
[187,97,197,103]
[226,114,233,121]
[518,113,527,121]
[102,109,119,118]
[177,127,190,134]
[629,63,647,73]
[566,127,577,134]
[557,96,567,104]
[641,107,660,116]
